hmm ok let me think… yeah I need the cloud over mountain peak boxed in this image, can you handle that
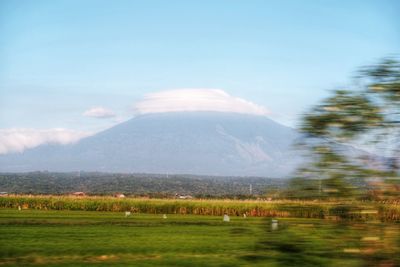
[133,89,270,116]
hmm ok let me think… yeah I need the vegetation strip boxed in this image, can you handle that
[1,195,399,221]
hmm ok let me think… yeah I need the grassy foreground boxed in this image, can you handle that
[1,209,263,267]
[1,209,399,267]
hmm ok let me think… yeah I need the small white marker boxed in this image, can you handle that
[223,214,230,222]
[271,219,278,231]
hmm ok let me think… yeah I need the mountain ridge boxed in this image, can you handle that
[0,112,301,177]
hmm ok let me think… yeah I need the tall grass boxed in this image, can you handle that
[0,195,398,221]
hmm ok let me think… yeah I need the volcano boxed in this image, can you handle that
[0,112,301,177]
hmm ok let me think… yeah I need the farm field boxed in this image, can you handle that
[1,208,399,267]
[1,195,400,221]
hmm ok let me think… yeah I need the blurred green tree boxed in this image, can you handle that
[296,58,400,199]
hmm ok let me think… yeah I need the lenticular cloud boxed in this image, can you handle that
[133,89,270,116]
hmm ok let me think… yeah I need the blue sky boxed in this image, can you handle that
[0,0,399,151]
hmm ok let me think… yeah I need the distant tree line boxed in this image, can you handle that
[0,171,288,198]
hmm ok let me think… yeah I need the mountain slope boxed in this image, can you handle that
[0,112,301,177]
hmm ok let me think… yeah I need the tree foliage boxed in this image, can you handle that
[296,57,400,199]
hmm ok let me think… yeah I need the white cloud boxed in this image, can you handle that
[0,128,92,155]
[83,107,116,118]
[133,89,270,116]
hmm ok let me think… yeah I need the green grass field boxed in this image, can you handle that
[1,209,399,267]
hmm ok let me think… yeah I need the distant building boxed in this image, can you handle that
[114,193,126,198]
[0,192,8,196]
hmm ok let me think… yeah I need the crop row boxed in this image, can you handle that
[0,196,398,221]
